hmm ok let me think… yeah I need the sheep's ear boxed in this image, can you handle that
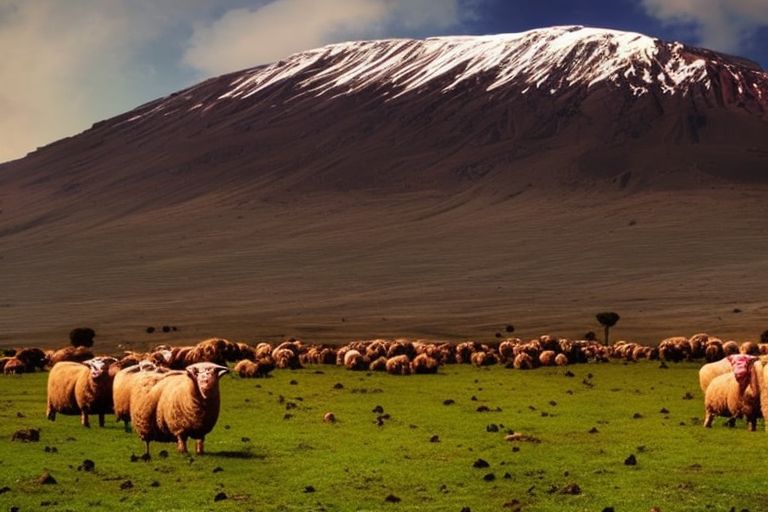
[102,357,118,365]
[217,366,230,378]
[82,359,96,368]
[185,365,199,379]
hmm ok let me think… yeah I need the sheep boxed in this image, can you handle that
[3,357,25,375]
[554,353,569,366]
[704,357,761,431]
[234,357,275,378]
[411,353,438,374]
[343,350,367,371]
[369,356,388,372]
[386,355,412,375]
[722,340,740,356]
[46,357,117,428]
[273,347,302,369]
[112,361,170,432]
[699,358,734,392]
[740,342,760,356]
[15,347,47,372]
[513,353,534,370]
[48,346,94,366]
[539,350,556,367]
[131,362,229,456]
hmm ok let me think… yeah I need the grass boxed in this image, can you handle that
[0,361,765,511]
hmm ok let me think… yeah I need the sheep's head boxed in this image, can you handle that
[83,357,115,379]
[727,354,758,388]
[186,362,229,399]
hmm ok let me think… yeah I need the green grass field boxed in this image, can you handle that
[0,361,764,512]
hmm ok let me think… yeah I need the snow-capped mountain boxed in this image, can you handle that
[2,26,768,345]
[4,25,767,202]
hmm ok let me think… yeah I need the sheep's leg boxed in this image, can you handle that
[703,412,714,428]
[46,401,56,421]
[98,413,105,428]
[176,436,188,454]
[144,441,151,458]
[81,412,90,428]
[195,438,205,455]
[748,417,757,431]
[123,420,131,433]
[725,417,736,428]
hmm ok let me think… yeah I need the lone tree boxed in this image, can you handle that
[595,312,620,345]
[69,327,95,348]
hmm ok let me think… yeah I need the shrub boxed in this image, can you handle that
[69,327,95,348]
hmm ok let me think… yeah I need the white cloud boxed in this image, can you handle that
[0,0,476,163]
[641,0,768,54]
[182,0,474,76]
[0,0,210,164]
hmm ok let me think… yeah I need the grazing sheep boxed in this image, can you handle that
[704,358,761,431]
[46,358,117,428]
[554,353,569,366]
[411,353,439,374]
[3,357,25,375]
[273,347,302,370]
[513,353,534,370]
[386,355,412,375]
[369,356,388,372]
[234,357,275,378]
[539,350,556,367]
[343,349,367,371]
[131,362,229,456]
[15,347,47,372]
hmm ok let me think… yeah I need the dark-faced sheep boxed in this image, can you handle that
[3,357,25,375]
[46,358,117,428]
[131,362,229,456]
[704,357,761,431]
[343,350,367,371]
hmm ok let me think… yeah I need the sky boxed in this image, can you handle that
[1,0,768,164]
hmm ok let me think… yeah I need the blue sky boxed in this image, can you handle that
[1,0,767,163]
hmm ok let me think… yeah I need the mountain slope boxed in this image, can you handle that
[1,26,768,347]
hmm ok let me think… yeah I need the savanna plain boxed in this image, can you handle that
[0,361,763,512]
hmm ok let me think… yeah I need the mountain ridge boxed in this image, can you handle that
[1,26,768,347]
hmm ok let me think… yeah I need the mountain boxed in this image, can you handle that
[1,26,768,348]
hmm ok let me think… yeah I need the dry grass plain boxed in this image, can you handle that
[2,185,767,351]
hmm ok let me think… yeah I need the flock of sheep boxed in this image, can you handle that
[2,332,766,455]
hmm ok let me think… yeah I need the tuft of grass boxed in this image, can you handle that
[0,362,766,511]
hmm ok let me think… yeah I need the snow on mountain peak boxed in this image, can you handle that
[215,25,757,103]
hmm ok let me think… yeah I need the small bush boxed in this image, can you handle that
[69,327,95,348]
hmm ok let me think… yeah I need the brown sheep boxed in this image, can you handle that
[343,350,367,371]
[3,357,25,375]
[15,347,47,372]
[699,358,733,392]
[554,353,569,366]
[704,358,761,431]
[411,353,438,374]
[538,350,556,367]
[273,347,302,370]
[234,357,275,378]
[386,355,412,375]
[740,342,760,356]
[369,356,388,372]
[112,361,170,432]
[513,353,534,370]
[722,340,740,356]
[48,346,94,366]
[131,362,229,456]
[46,358,117,428]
